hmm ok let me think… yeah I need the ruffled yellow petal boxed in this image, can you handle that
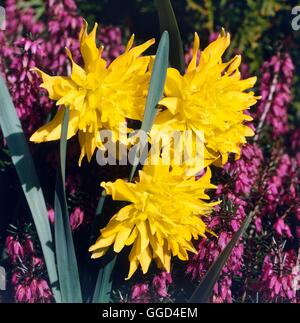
[125,227,138,246]
[89,234,116,252]
[78,130,99,166]
[113,223,134,253]
[125,34,135,52]
[90,247,109,259]
[139,246,152,274]
[187,32,200,73]
[159,97,179,115]
[200,31,230,68]
[126,256,139,280]
[30,108,79,143]
[65,48,86,86]
[101,180,138,203]
[128,38,155,58]
[79,20,100,69]
[32,68,76,101]
[164,68,182,97]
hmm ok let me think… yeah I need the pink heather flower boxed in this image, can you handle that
[263,152,295,213]
[65,174,81,195]
[296,207,300,221]
[70,207,84,231]
[10,245,51,303]
[254,216,263,234]
[6,235,25,262]
[15,278,52,303]
[208,216,221,229]
[98,25,125,65]
[5,0,43,37]
[187,143,263,302]
[295,206,300,239]
[30,279,38,299]
[25,285,32,302]
[11,272,18,285]
[223,144,264,196]
[15,284,26,302]
[291,130,300,152]
[261,250,298,302]
[186,53,298,304]
[218,232,230,250]
[209,32,219,43]
[213,276,233,303]
[257,53,294,138]
[48,209,55,224]
[152,272,173,298]
[32,256,44,268]
[130,283,150,303]
[274,218,293,238]
[131,284,149,299]
[0,0,80,135]
[37,279,52,302]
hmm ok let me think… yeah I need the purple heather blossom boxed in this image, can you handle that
[152,272,172,298]
[98,25,125,65]
[47,208,55,224]
[223,144,264,196]
[6,235,25,263]
[15,278,52,303]
[261,250,298,302]
[186,141,264,303]
[274,218,293,239]
[70,207,84,231]
[257,53,294,138]
[130,283,150,303]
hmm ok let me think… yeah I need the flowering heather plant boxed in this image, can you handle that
[185,50,300,303]
[0,0,299,305]
[5,224,53,303]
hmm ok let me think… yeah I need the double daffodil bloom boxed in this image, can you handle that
[30,21,155,165]
[89,164,219,279]
[153,30,259,165]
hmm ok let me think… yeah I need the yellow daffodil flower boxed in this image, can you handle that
[89,164,219,279]
[153,30,259,165]
[30,21,155,165]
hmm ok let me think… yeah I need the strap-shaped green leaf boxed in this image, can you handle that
[92,254,117,303]
[54,106,82,303]
[155,0,185,75]
[91,190,117,304]
[188,212,254,303]
[129,31,170,181]
[0,76,61,302]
